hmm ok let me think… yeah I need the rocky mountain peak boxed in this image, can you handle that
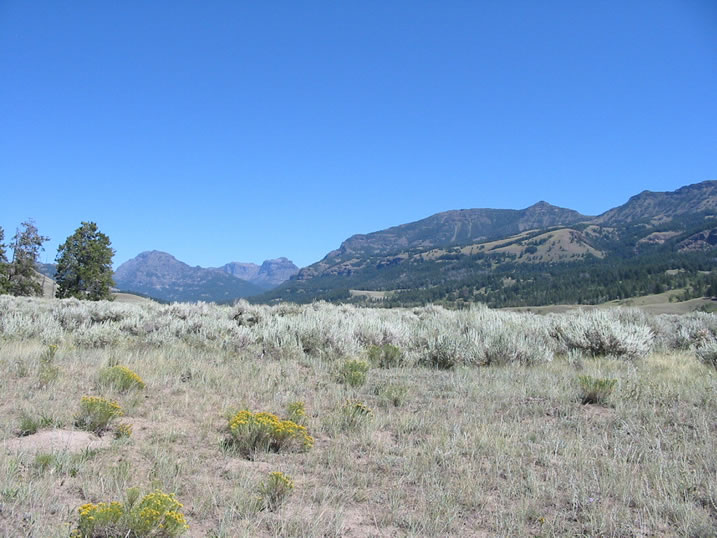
[218,257,298,289]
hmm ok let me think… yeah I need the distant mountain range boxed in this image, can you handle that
[38,252,299,303]
[34,180,717,307]
[112,252,298,303]
[255,180,717,307]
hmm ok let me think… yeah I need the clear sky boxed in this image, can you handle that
[1,1,716,269]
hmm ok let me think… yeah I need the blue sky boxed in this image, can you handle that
[1,1,715,269]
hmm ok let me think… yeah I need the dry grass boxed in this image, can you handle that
[0,296,715,536]
[507,291,715,315]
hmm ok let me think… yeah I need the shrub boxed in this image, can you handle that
[336,399,373,432]
[257,471,294,512]
[130,490,189,536]
[286,401,307,425]
[367,344,404,368]
[421,335,461,369]
[696,343,717,369]
[578,375,617,405]
[114,422,133,439]
[99,365,145,392]
[374,383,408,408]
[33,453,58,474]
[479,331,553,366]
[75,396,123,434]
[226,410,313,457]
[18,411,57,436]
[72,489,188,537]
[344,399,372,417]
[37,344,60,386]
[338,359,370,387]
[44,344,58,359]
[552,310,653,360]
[73,324,121,348]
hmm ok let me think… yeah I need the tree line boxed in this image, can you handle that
[0,220,115,301]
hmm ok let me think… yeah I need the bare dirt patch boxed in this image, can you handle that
[3,429,110,455]
[580,404,616,421]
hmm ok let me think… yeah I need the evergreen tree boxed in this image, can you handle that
[7,220,49,296]
[0,226,9,293]
[55,222,115,300]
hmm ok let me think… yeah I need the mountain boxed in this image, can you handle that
[220,262,261,282]
[36,262,57,279]
[114,251,264,303]
[255,180,717,307]
[219,257,298,289]
[593,181,717,226]
[296,201,589,280]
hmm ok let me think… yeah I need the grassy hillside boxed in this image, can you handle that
[112,292,156,305]
[1,296,716,536]
[505,290,716,315]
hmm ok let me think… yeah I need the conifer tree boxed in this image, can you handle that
[55,222,115,300]
[7,220,48,296]
[0,226,9,294]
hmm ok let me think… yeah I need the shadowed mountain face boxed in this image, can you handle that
[114,251,264,303]
[256,180,717,306]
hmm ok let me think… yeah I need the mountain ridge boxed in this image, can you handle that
[296,200,590,280]
[593,180,717,225]
[257,179,717,306]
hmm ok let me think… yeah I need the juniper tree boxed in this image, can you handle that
[55,222,115,300]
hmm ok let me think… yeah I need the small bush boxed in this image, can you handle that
[75,396,123,434]
[367,344,404,368]
[226,410,313,458]
[257,471,294,512]
[37,344,60,386]
[374,383,408,408]
[422,335,460,369]
[72,489,188,537]
[336,399,373,432]
[578,375,617,405]
[338,359,370,387]
[98,365,145,392]
[18,411,57,436]
[344,399,372,417]
[114,422,133,439]
[286,401,307,425]
[696,343,717,369]
[33,453,58,474]
[480,331,553,366]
